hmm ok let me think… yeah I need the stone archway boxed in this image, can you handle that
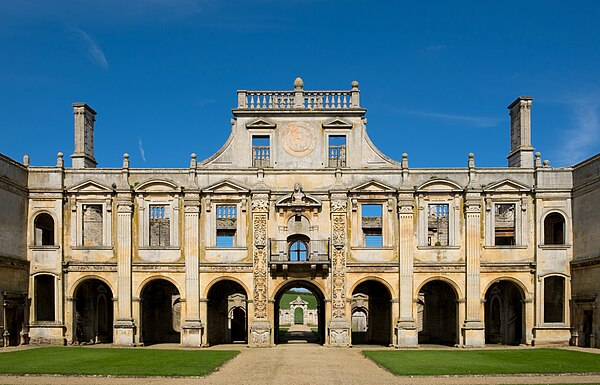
[351,280,392,346]
[274,281,325,344]
[485,280,524,345]
[141,279,181,345]
[207,280,247,345]
[418,280,458,346]
[73,279,113,344]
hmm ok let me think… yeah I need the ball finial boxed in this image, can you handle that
[294,77,304,90]
[351,80,359,88]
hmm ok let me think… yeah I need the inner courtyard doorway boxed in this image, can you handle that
[141,279,181,345]
[351,280,392,345]
[485,280,524,345]
[73,279,113,344]
[207,280,247,345]
[274,281,324,344]
[418,280,458,346]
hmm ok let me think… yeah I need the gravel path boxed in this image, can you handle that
[1,344,600,385]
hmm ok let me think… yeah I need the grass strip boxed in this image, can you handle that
[0,347,238,377]
[362,349,600,376]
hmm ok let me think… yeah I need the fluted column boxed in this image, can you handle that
[396,197,418,347]
[249,192,271,346]
[182,194,203,347]
[329,195,351,346]
[113,196,136,345]
[462,197,485,346]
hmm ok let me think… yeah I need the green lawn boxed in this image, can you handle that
[0,347,238,376]
[279,291,318,309]
[363,349,600,376]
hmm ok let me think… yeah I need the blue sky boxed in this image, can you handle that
[1,1,599,168]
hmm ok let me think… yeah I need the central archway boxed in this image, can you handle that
[485,280,524,345]
[351,280,392,346]
[141,279,181,345]
[418,280,458,346]
[274,280,325,344]
[207,279,248,345]
[73,278,113,344]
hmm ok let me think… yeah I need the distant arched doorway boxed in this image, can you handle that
[485,280,524,345]
[274,281,325,344]
[351,280,392,345]
[141,279,181,345]
[207,280,247,345]
[418,280,458,346]
[73,279,113,344]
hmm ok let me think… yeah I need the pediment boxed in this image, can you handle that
[67,180,112,194]
[276,183,321,209]
[417,179,463,193]
[134,179,179,192]
[484,179,531,193]
[350,180,396,194]
[203,180,249,194]
[322,118,353,129]
[246,119,276,129]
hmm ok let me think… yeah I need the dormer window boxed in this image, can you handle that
[328,135,346,167]
[252,135,270,168]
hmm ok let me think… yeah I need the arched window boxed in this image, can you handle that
[34,275,55,321]
[544,276,565,323]
[544,213,565,245]
[289,240,308,261]
[34,213,55,246]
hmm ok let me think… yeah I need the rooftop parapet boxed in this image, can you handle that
[236,77,361,110]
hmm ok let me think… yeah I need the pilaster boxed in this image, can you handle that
[182,194,203,347]
[329,194,351,346]
[250,192,271,346]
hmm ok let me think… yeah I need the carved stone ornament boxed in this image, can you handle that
[251,330,270,344]
[117,203,133,213]
[281,121,317,157]
[398,203,414,214]
[332,215,346,248]
[332,248,347,318]
[331,200,347,212]
[252,197,269,213]
[184,205,200,214]
[465,202,481,214]
[253,214,267,248]
[330,329,349,345]
[253,211,268,319]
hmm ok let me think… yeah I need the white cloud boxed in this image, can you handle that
[138,138,146,162]
[558,97,600,166]
[394,108,502,128]
[73,27,109,69]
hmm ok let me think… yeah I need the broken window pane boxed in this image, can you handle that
[544,276,565,323]
[83,204,103,247]
[494,203,515,246]
[428,204,449,246]
[149,205,170,247]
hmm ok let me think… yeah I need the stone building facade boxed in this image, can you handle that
[0,78,592,348]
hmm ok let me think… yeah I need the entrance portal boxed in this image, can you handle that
[351,280,392,345]
[207,280,247,345]
[275,281,324,344]
[484,280,524,345]
[73,279,113,344]
[418,280,457,346]
[141,279,180,345]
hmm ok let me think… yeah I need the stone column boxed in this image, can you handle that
[396,197,418,347]
[329,195,351,346]
[182,194,203,347]
[462,197,485,346]
[113,197,136,345]
[249,193,271,346]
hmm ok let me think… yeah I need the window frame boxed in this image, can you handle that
[543,211,567,245]
[251,134,272,168]
[216,203,238,247]
[138,197,180,249]
[361,203,384,248]
[72,200,112,248]
[33,212,56,247]
[484,197,526,248]
[417,194,460,249]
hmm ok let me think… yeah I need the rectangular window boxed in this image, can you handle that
[544,276,565,323]
[494,203,515,246]
[428,204,449,246]
[328,135,346,167]
[149,205,170,247]
[82,204,103,247]
[216,204,237,247]
[362,204,383,247]
[35,275,55,322]
[252,135,270,168]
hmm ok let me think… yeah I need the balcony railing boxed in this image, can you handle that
[269,239,330,263]
[252,146,270,168]
[328,145,346,168]
[237,78,361,110]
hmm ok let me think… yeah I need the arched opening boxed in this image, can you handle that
[484,280,524,345]
[73,279,113,344]
[275,281,325,344]
[34,213,55,246]
[544,276,565,323]
[141,279,180,345]
[351,280,392,345]
[207,280,247,345]
[544,213,565,245]
[418,280,458,346]
[34,274,55,322]
[287,234,309,262]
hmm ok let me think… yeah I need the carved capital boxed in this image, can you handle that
[184,205,200,214]
[117,203,133,214]
[398,202,414,214]
[465,202,481,214]
[252,194,269,213]
[331,199,347,212]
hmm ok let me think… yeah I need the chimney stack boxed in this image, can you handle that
[507,96,534,168]
[71,102,97,168]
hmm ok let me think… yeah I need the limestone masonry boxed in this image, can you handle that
[0,78,598,348]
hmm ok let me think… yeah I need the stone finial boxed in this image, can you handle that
[57,152,64,168]
[190,153,197,168]
[468,153,475,168]
[351,80,359,89]
[123,153,130,169]
[23,155,30,167]
[535,152,542,168]
[401,153,409,168]
[543,159,550,168]
[294,77,304,90]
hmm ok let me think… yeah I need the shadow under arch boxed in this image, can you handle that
[207,279,248,346]
[484,279,525,345]
[140,278,181,345]
[72,278,113,344]
[273,280,326,345]
[351,279,392,346]
[418,279,459,346]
